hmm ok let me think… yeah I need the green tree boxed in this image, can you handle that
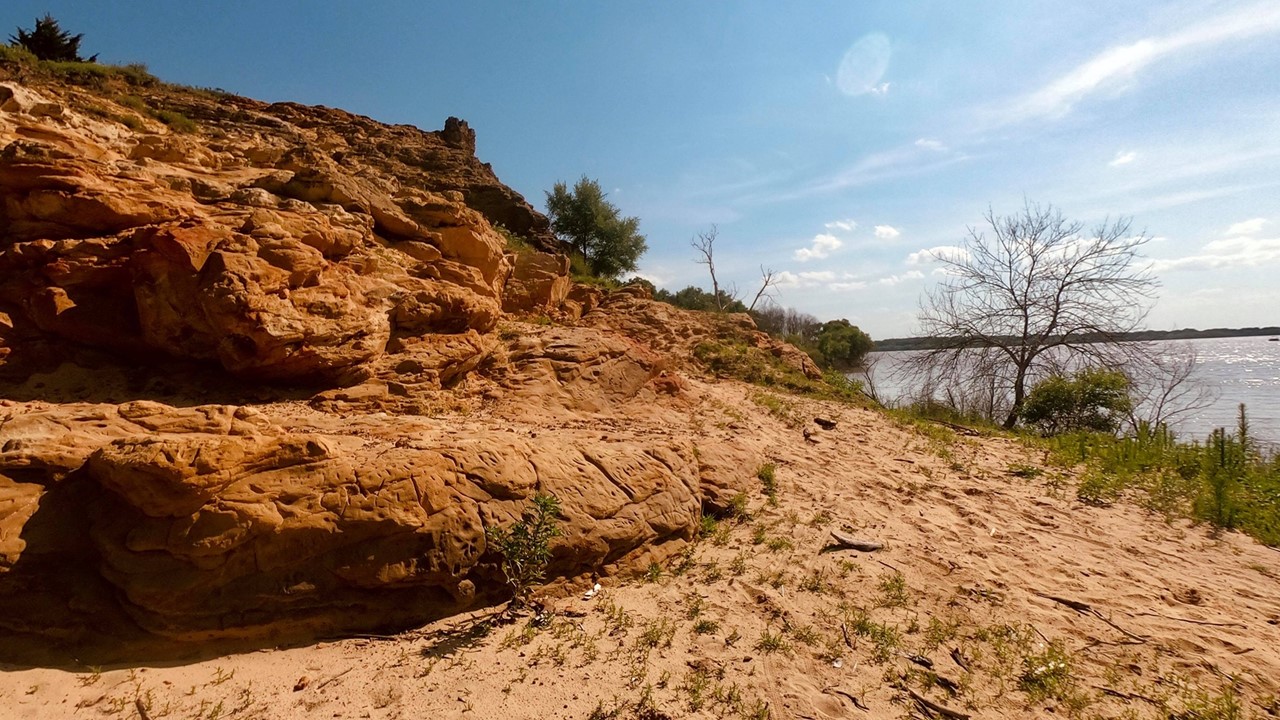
[1019,368,1131,435]
[545,176,647,279]
[10,15,96,62]
[815,319,874,370]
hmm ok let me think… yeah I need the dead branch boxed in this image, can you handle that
[906,687,970,719]
[828,530,884,552]
[823,686,869,711]
[747,266,779,312]
[1033,590,1148,642]
[1132,611,1246,628]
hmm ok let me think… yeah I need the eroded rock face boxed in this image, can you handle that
[0,401,756,646]
[0,75,800,655]
[0,81,552,383]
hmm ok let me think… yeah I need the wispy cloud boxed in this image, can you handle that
[874,224,902,240]
[824,219,858,232]
[794,232,843,261]
[997,3,1280,124]
[1152,218,1279,272]
[1109,150,1138,167]
[906,245,969,265]
[914,138,946,151]
[868,82,891,96]
[877,270,924,286]
[1226,217,1266,236]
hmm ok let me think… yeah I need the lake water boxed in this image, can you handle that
[861,336,1280,446]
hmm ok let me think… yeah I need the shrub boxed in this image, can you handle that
[485,493,562,606]
[1019,368,1131,435]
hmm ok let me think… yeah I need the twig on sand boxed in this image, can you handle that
[1032,590,1148,642]
[949,647,970,672]
[315,667,354,690]
[135,698,152,720]
[828,530,884,552]
[905,687,970,719]
[875,558,903,573]
[1132,611,1246,628]
[1093,685,1160,705]
[823,687,869,711]
[926,418,980,436]
[840,621,854,649]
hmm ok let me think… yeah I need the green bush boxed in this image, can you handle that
[485,493,563,606]
[1019,368,1131,435]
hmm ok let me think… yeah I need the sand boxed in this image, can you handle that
[2,377,1278,719]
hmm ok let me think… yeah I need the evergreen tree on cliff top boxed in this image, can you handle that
[545,176,647,279]
[10,14,96,62]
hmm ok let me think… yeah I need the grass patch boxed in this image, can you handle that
[1048,407,1280,546]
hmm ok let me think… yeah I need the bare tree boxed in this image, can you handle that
[1122,342,1217,431]
[905,202,1159,428]
[691,225,733,312]
[691,226,778,313]
[747,266,779,312]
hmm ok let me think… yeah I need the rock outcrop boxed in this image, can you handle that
[0,68,797,658]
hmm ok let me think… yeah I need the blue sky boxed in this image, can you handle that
[8,1,1279,338]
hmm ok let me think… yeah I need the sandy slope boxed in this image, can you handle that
[2,378,1278,719]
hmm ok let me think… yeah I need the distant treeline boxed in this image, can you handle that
[873,326,1280,352]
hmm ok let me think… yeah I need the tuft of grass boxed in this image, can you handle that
[875,572,911,608]
[1018,642,1080,707]
[636,618,676,650]
[757,462,778,502]
[765,536,793,553]
[693,618,720,635]
[754,628,791,655]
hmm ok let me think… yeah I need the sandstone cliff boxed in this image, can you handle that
[0,64,813,659]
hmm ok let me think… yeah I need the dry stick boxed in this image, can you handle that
[1032,590,1148,642]
[823,687,869,711]
[840,621,854,649]
[1132,611,1246,628]
[906,688,971,720]
[315,667,354,690]
[875,558,904,574]
[1093,685,1160,705]
[135,698,152,720]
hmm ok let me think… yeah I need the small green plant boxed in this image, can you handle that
[755,628,791,655]
[875,572,911,608]
[636,618,676,649]
[765,536,793,553]
[727,492,750,519]
[486,493,563,607]
[645,561,664,583]
[757,463,778,502]
[1018,642,1076,704]
[693,618,720,635]
[698,514,720,539]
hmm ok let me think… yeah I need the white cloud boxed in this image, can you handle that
[799,271,836,282]
[1109,150,1138,167]
[794,232,843,261]
[869,82,891,96]
[877,270,925,286]
[1151,220,1280,272]
[914,138,946,151]
[1000,3,1280,123]
[830,281,868,291]
[824,219,858,233]
[774,270,800,287]
[907,245,968,265]
[874,224,901,240]
[1226,218,1266,236]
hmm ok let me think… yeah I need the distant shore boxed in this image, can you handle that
[871,326,1280,352]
